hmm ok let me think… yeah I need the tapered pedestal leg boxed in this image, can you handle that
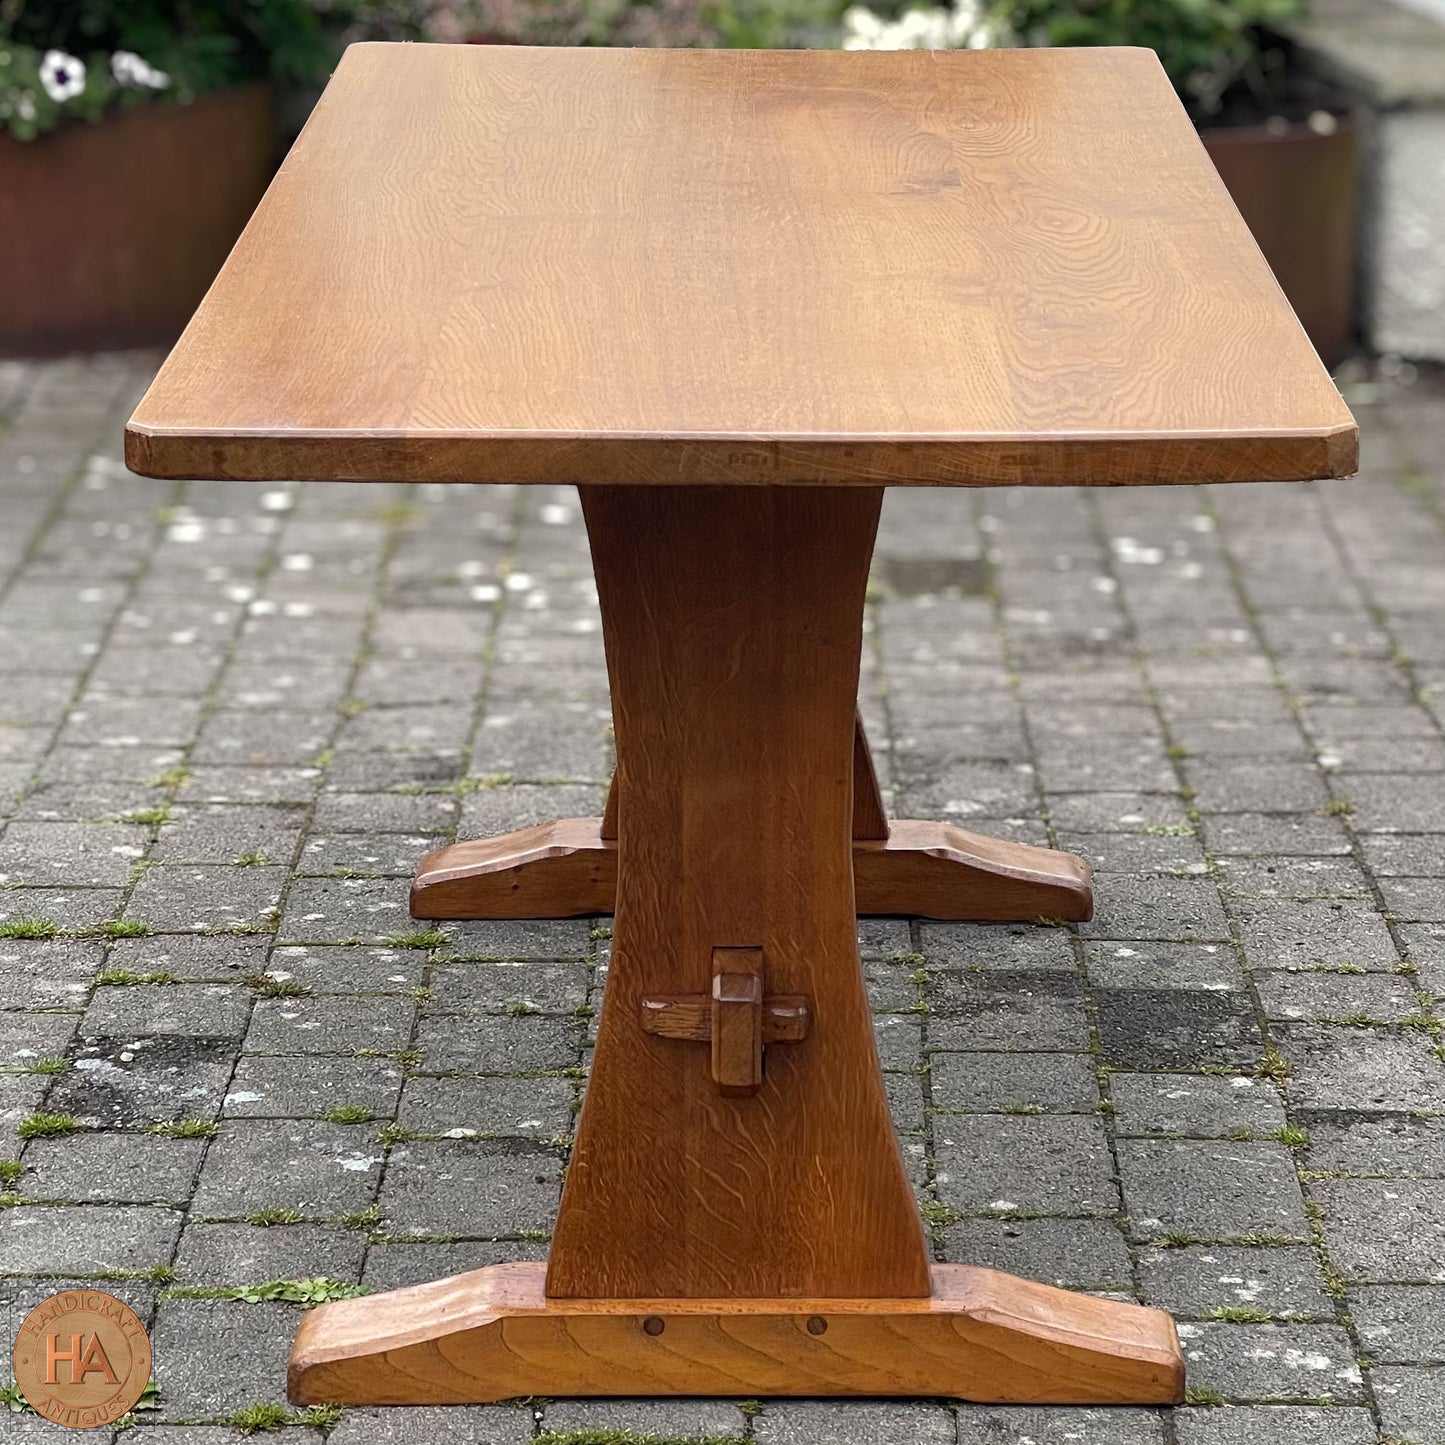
[293,486,1179,1406]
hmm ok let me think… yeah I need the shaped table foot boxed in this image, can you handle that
[410,818,1092,923]
[289,1261,1183,1406]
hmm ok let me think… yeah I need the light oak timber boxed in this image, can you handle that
[639,993,811,1047]
[603,708,888,845]
[545,485,930,1300]
[126,45,1357,490]
[288,1261,1185,1406]
[410,818,1093,924]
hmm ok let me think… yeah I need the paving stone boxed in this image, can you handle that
[0,886,126,929]
[151,804,306,865]
[177,763,320,805]
[1173,1404,1376,1445]
[0,1204,180,1273]
[82,983,252,1038]
[1083,940,1244,991]
[934,1114,1117,1216]
[0,940,101,1009]
[1350,1284,1445,1363]
[1313,1179,1445,1281]
[1094,987,1262,1070]
[377,1140,561,1236]
[312,790,458,834]
[103,933,270,980]
[1348,773,1445,832]
[125,863,284,932]
[415,1012,583,1073]
[1081,875,1231,942]
[398,1074,574,1138]
[1111,1073,1286,1138]
[1253,969,1419,1023]
[928,972,1089,1051]
[1370,1365,1445,1442]
[243,993,416,1055]
[263,943,425,993]
[1214,855,1373,899]
[953,1407,1167,1444]
[326,1405,535,1444]
[1137,1245,1333,1320]
[279,875,415,943]
[1059,829,1209,876]
[296,830,447,876]
[150,1298,295,1415]
[918,921,1077,972]
[360,1239,539,1291]
[1277,1026,1445,1112]
[1304,1114,1445,1177]
[172,1221,365,1286]
[1175,1322,1363,1402]
[1377,876,1445,921]
[191,1121,384,1218]
[753,1401,956,1445]
[1360,835,1445,877]
[0,1070,48,1127]
[429,960,591,1014]
[1118,1140,1309,1242]
[22,1131,204,1204]
[439,916,596,960]
[541,1399,749,1439]
[190,709,333,767]
[0,1009,76,1064]
[223,1054,403,1119]
[929,1050,1098,1113]
[942,1216,1133,1289]
[872,1011,923,1069]
[1232,898,1399,972]
[52,1035,233,1126]
[0,822,146,887]
[1201,813,1352,857]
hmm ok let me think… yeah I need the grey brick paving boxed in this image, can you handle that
[0,354,1443,1437]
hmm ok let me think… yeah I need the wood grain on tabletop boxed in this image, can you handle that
[126,43,1356,487]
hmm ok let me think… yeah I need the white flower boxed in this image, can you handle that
[111,50,170,91]
[842,0,1001,51]
[38,49,86,103]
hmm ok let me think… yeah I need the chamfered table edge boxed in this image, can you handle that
[124,422,1358,488]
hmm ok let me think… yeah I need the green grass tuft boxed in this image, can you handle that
[324,1105,372,1125]
[0,917,59,939]
[147,1118,218,1139]
[18,1112,78,1139]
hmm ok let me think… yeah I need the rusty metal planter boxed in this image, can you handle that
[1202,111,1359,367]
[0,83,274,357]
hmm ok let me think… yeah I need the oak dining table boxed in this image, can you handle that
[127,41,1357,1408]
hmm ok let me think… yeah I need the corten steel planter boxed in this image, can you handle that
[0,83,274,356]
[1202,111,1359,367]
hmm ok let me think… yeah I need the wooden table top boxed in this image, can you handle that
[126,43,1356,489]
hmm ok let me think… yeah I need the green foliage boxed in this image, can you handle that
[324,1104,373,1124]
[0,917,59,939]
[147,1117,219,1138]
[986,0,1305,117]
[0,0,335,140]
[17,1111,78,1139]
[238,1276,366,1303]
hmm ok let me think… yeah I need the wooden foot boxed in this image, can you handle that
[289,1261,1184,1406]
[410,818,1092,923]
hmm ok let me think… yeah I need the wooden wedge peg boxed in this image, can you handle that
[638,947,809,1097]
[712,964,763,1097]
